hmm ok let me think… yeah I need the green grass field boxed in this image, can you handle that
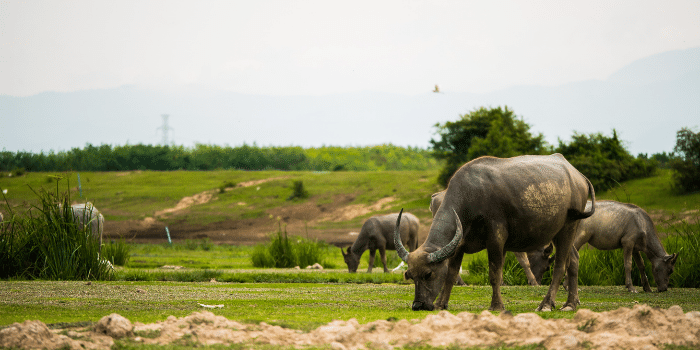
[1,168,699,339]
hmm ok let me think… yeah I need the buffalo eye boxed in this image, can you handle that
[425,271,432,279]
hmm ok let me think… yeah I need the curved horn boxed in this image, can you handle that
[428,209,462,263]
[394,209,409,262]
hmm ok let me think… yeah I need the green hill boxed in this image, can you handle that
[1,169,698,245]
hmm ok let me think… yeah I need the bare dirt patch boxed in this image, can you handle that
[105,186,429,247]
[2,305,698,350]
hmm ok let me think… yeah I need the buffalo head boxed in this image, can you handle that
[340,247,360,273]
[529,243,555,284]
[394,208,462,311]
[652,253,678,292]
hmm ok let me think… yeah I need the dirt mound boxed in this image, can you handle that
[2,304,698,349]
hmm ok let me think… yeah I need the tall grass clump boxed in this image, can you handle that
[371,251,403,269]
[181,238,214,251]
[663,216,700,288]
[462,251,531,285]
[251,224,332,268]
[577,248,628,286]
[0,178,112,280]
[102,239,131,266]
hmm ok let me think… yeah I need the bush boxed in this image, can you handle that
[287,180,309,200]
[556,130,657,191]
[669,127,700,193]
[251,225,330,268]
[0,179,112,280]
[430,106,550,186]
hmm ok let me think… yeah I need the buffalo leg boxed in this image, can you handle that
[379,247,389,273]
[562,247,580,309]
[367,249,376,273]
[514,252,539,286]
[487,246,506,311]
[621,242,638,293]
[537,222,577,312]
[435,253,465,310]
[632,250,652,292]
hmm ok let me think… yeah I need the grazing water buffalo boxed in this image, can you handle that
[431,190,553,286]
[568,200,678,292]
[395,154,595,312]
[342,212,419,273]
[60,202,105,253]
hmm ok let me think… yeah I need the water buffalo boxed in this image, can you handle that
[568,200,678,292]
[60,202,105,253]
[342,212,419,273]
[431,190,553,286]
[395,154,595,312]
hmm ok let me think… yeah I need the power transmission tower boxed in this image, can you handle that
[157,114,173,146]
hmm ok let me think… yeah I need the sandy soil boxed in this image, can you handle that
[2,304,699,350]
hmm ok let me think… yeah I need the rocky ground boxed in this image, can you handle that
[2,304,699,350]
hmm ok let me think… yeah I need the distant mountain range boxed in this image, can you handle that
[3,47,699,156]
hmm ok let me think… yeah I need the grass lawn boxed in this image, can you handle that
[1,280,698,331]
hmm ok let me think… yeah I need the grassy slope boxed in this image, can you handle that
[596,168,700,214]
[0,170,443,225]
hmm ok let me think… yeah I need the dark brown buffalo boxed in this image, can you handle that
[430,190,553,286]
[395,154,595,312]
[342,212,419,273]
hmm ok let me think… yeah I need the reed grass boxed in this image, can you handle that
[0,178,112,280]
[251,223,334,268]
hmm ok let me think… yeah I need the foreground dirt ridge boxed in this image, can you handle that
[1,304,699,350]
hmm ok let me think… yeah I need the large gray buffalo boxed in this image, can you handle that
[568,200,678,293]
[430,190,553,286]
[395,154,595,312]
[342,212,419,273]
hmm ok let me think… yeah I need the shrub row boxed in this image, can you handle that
[0,143,438,172]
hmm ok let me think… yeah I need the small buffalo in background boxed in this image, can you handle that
[566,200,678,292]
[342,212,419,273]
[59,202,105,254]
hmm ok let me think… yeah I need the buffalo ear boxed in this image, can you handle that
[667,253,678,265]
[544,242,554,256]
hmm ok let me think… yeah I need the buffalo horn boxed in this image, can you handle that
[427,209,462,263]
[394,208,410,262]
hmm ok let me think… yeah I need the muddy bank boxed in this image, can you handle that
[2,304,699,350]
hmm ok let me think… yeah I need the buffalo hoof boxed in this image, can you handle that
[560,304,576,312]
[488,305,505,312]
[412,301,434,311]
[536,303,554,312]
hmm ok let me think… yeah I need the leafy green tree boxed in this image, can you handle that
[669,127,700,193]
[555,130,656,191]
[430,106,551,186]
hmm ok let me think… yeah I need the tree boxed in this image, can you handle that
[669,127,700,193]
[555,130,656,191]
[430,106,550,186]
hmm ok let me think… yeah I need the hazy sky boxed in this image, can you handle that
[2,0,699,97]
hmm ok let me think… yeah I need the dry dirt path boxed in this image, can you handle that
[105,175,422,247]
[2,304,699,350]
